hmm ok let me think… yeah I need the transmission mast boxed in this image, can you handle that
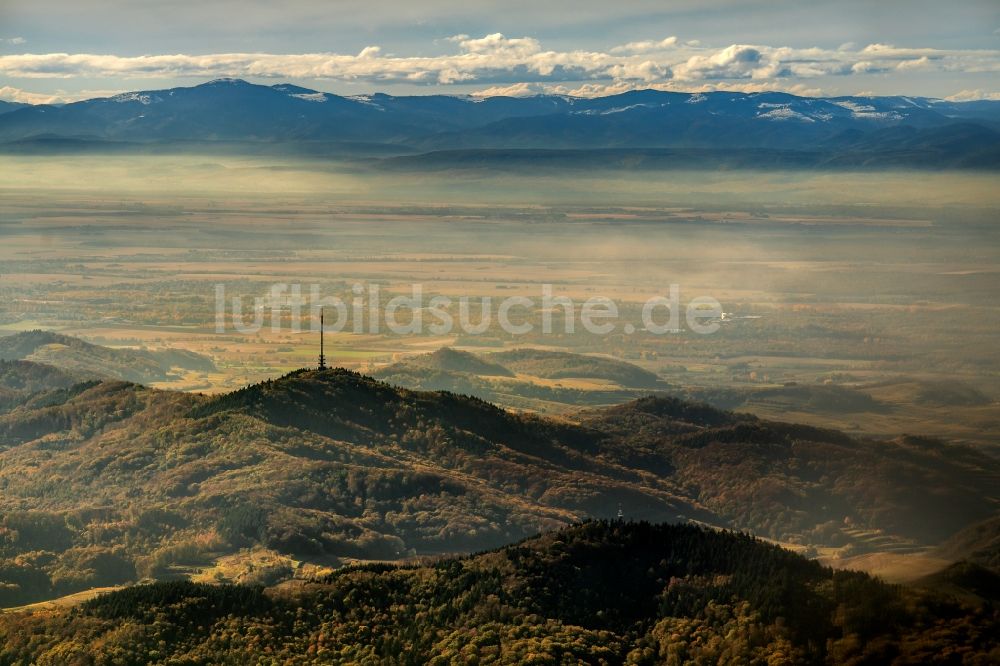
[318,308,327,370]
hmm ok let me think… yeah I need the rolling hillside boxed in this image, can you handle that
[932,516,1000,573]
[489,348,662,388]
[0,330,216,384]
[0,362,996,608]
[400,347,514,377]
[372,346,667,411]
[0,521,996,664]
[0,359,86,414]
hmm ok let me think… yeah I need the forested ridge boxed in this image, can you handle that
[0,521,996,664]
[372,347,668,408]
[0,363,996,616]
[0,330,214,383]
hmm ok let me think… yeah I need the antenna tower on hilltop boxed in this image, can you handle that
[318,308,327,370]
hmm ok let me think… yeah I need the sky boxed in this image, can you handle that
[1,0,999,104]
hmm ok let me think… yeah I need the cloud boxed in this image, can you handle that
[538,79,826,99]
[850,61,889,74]
[449,33,542,58]
[896,56,932,71]
[674,45,765,80]
[0,41,645,86]
[469,82,550,97]
[611,37,678,54]
[2,37,27,45]
[0,36,997,94]
[0,85,65,103]
[0,85,129,104]
[945,89,1000,101]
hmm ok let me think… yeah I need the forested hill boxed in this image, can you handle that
[0,521,996,664]
[490,348,663,387]
[0,359,85,413]
[0,330,215,383]
[0,364,997,610]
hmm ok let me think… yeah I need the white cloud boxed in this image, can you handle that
[945,89,1000,101]
[0,85,127,104]
[0,36,997,95]
[851,61,887,74]
[477,79,827,99]
[607,59,670,82]
[611,37,678,55]
[469,82,549,97]
[896,56,931,71]
[450,33,542,58]
[674,44,765,80]
[0,85,63,103]
[2,37,27,46]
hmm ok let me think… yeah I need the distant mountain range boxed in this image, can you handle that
[2,78,999,167]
